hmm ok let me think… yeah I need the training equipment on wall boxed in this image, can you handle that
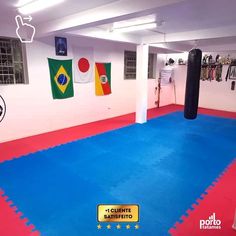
[48,58,74,99]
[178,58,186,65]
[155,76,161,108]
[160,64,174,85]
[200,55,223,82]
[184,49,202,119]
[215,64,223,82]
[200,64,208,81]
[225,59,236,81]
[156,59,175,107]
[219,54,232,65]
[231,81,235,91]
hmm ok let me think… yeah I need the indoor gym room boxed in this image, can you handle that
[0,0,236,236]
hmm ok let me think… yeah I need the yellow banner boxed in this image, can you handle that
[97,204,139,222]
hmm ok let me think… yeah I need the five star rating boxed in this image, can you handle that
[97,224,140,230]
[97,204,140,231]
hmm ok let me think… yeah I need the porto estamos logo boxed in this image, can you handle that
[200,213,221,230]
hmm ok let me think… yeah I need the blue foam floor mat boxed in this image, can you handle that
[0,112,236,236]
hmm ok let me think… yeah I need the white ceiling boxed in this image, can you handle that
[24,0,119,23]
[0,0,119,22]
[152,0,236,34]
[0,0,236,52]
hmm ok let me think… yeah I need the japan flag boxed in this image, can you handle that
[73,47,94,83]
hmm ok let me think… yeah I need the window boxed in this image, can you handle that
[148,53,155,79]
[124,50,156,80]
[0,37,28,85]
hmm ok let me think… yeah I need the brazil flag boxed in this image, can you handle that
[48,58,74,99]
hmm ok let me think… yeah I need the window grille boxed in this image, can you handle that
[0,37,28,85]
[124,50,156,80]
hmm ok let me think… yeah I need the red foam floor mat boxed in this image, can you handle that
[169,159,236,236]
[2,105,236,164]
[0,190,40,236]
[0,105,181,163]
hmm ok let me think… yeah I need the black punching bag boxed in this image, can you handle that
[184,49,202,119]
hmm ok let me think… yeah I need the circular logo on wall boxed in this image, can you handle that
[0,95,6,123]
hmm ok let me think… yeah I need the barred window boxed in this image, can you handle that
[0,37,28,85]
[124,50,156,80]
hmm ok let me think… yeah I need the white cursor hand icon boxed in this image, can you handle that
[15,15,35,43]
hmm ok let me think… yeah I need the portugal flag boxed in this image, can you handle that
[48,58,74,99]
[95,62,111,96]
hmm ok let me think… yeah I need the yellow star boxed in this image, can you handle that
[135,224,140,229]
[107,224,111,229]
[116,224,121,229]
[97,224,102,229]
[126,224,131,229]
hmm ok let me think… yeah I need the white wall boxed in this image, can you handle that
[0,23,17,38]
[0,35,169,142]
[158,52,236,112]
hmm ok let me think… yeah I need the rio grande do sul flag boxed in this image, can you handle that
[73,47,94,83]
[48,58,74,99]
[95,62,111,96]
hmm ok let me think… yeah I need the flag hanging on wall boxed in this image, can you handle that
[48,58,74,99]
[73,47,94,83]
[95,62,111,96]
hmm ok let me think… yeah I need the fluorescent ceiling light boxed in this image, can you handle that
[18,0,64,14]
[113,15,156,29]
[151,43,166,48]
[16,0,34,7]
[112,23,157,33]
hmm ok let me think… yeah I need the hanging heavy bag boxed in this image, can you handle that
[184,49,202,119]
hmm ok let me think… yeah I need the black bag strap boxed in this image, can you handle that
[225,65,230,81]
